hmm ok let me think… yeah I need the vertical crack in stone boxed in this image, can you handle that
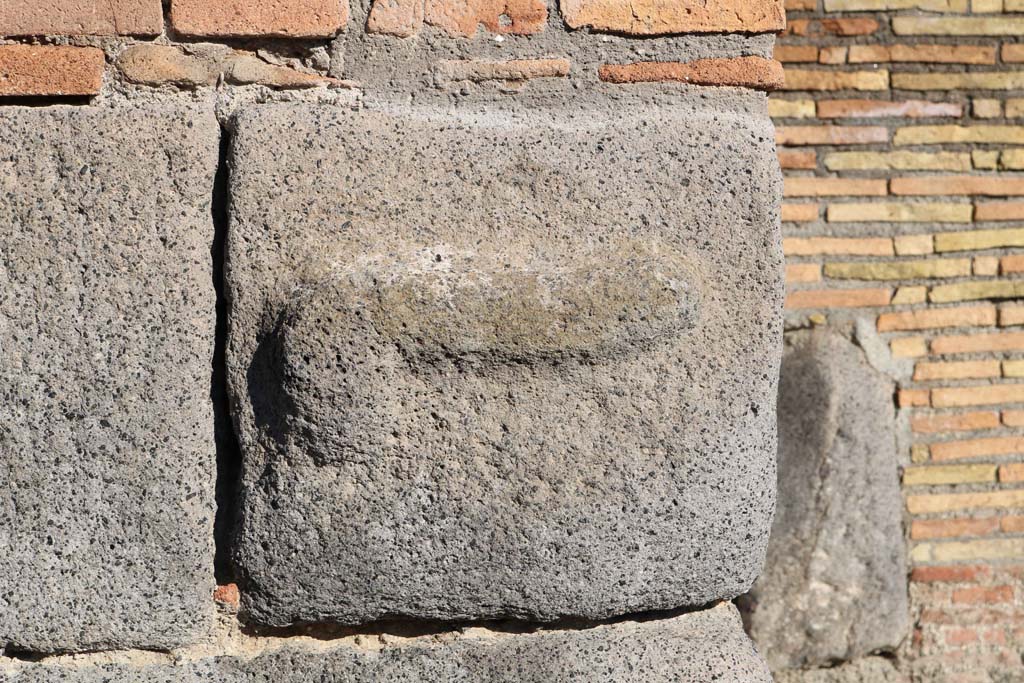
[211,125,242,584]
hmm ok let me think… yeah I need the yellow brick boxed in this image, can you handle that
[911,443,931,462]
[904,464,998,486]
[892,286,928,304]
[1000,303,1024,326]
[974,98,1002,118]
[892,336,928,357]
[818,46,848,65]
[828,202,973,223]
[895,125,1024,145]
[935,228,1024,252]
[784,177,888,197]
[930,281,1024,303]
[824,151,971,172]
[893,72,1024,91]
[972,0,1003,9]
[914,359,1002,380]
[825,259,971,280]
[786,263,822,283]
[768,99,816,118]
[893,17,1024,35]
[973,150,1000,170]
[1007,0,1024,8]
[1007,99,1024,117]
[932,383,1024,406]
[913,538,1024,563]
[1001,149,1024,170]
[908,489,1024,514]
[895,234,934,255]
[784,236,893,256]
[825,0,967,7]
[974,256,1000,276]
[1004,360,1024,378]
[880,304,996,331]
[782,69,890,92]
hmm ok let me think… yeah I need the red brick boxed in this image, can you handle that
[0,0,162,36]
[781,203,819,222]
[911,412,1001,434]
[786,263,822,283]
[931,332,1024,354]
[976,202,1024,222]
[785,288,892,309]
[914,360,1001,381]
[776,126,889,145]
[598,57,784,91]
[783,236,892,256]
[893,176,1024,197]
[787,17,879,36]
[0,45,104,97]
[900,389,932,407]
[213,583,240,607]
[946,628,979,646]
[817,99,963,119]
[931,384,1024,408]
[912,518,1000,541]
[171,0,348,37]
[560,0,785,34]
[1000,463,1024,483]
[930,436,1024,462]
[1001,255,1024,275]
[878,305,996,332]
[848,44,996,65]
[952,585,1014,605]
[911,565,990,583]
[425,0,547,36]
[1005,45,1024,63]
[778,150,817,169]
[1002,516,1024,532]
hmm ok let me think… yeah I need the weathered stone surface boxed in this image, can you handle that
[0,604,771,682]
[367,0,548,37]
[226,99,783,627]
[0,104,219,653]
[744,329,909,669]
[774,658,909,683]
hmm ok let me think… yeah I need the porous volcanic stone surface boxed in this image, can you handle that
[0,104,219,653]
[0,604,771,682]
[745,329,909,669]
[226,98,783,627]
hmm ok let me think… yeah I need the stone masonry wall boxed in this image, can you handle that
[0,2,786,682]
[773,1,1024,681]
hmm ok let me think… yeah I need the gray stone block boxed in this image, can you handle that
[774,658,908,683]
[0,604,771,682]
[226,98,783,627]
[744,329,909,669]
[0,104,220,653]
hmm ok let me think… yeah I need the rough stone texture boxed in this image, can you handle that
[367,0,547,37]
[744,329,909,670]
[561,0,786,35]
[0,45,104,97]
[433,58,570,88]
[0,104,219,653]
[118,45,342,90]
[773,658,909,683]
[0,604,771,682]
[171,0,348,38]
[0,0,162,36]
[226,98,783,627]
[599,57,784,90]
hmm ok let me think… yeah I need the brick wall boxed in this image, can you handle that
[774,1,1024,679]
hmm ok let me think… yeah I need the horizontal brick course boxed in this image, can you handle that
[559,0,785,34]
[785,288,892,309]
[171,0,348,37]
[597,57,784,90]
[911,412,1001,433]
[0,0,162,36]
[911,517,1000,540]
[931,384,1024,407]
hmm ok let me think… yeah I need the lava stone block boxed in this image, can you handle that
[0,103,219,653]
[226,96,783,627]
